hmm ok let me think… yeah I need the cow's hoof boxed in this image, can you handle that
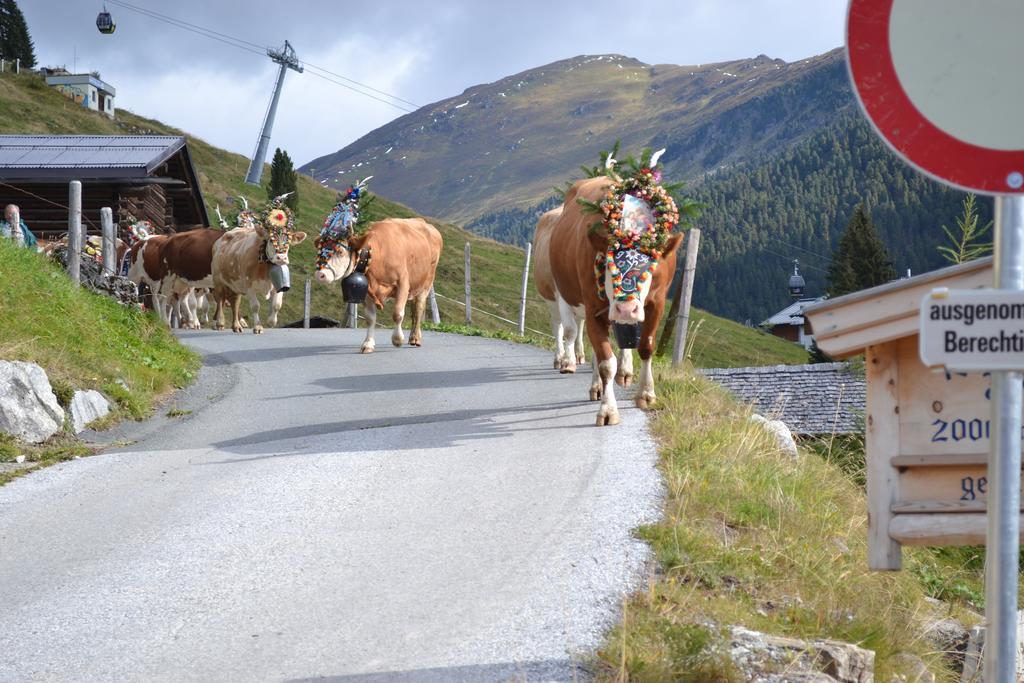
[596,408,620,427]
[576,354,587,366]
[215,323,225,331]
[409,339,422,347]
[253,326,264,335]
[589,384,602,401]
[360,343,375,354]
[232,326,243,334]
[616,371,634,387]
[559,358,577,374]
[392,336,405,348]
[636,391,657,410]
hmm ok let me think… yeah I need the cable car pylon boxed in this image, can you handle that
[245,40,303,186]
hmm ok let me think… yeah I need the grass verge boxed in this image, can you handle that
[595,366,981,681]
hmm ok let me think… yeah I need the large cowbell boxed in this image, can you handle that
[341,248,372,304]
[270,264,291,292]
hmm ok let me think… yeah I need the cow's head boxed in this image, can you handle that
[591,194,683,323]
[314,203,356,284]
[255,199,306,266]
[313,180,370,284]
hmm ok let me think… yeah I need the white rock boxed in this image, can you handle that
[0,361,64,443]
[750,413,799,458]
[15,455,25,464]
[70,390,110,434]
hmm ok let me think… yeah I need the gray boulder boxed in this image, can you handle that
[729,626,875,682]
[0,361,65,443]
[70,390,110,434]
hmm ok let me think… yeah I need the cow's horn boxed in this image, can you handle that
[239,196,249,211]
[650,148,666,167]
[604,155,616,170]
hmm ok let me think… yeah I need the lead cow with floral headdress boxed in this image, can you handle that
[549,149,697,426]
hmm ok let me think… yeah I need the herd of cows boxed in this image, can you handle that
[91,173,679,427]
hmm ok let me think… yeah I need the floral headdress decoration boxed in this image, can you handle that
[578,146,700,302]
[259,194,298,260]
[316,176,373,271]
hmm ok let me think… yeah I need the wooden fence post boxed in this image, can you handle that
[14,58,19,74]
[100,207,115,276]
[518,242,532,335]
[428,287,441,324]
[303,277,311,329]
[464,242,472,325]
[671,227,701,367]
[67,180,83,286]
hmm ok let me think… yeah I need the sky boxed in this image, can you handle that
[19,1,847,168]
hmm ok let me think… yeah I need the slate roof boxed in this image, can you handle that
[0,135,186,178]
[699,362,865,435]
[761,297,826,328]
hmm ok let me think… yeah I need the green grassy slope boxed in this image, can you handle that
[0,68,805,368]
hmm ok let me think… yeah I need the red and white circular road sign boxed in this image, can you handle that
[847,0,1024,194]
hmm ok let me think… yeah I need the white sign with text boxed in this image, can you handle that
[920,288,1024,370]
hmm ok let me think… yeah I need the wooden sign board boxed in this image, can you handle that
[867,335,1022,570]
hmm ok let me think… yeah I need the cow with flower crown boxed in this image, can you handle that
[313,178,443,353]
[211,194,307,333]
[547,148,698,426]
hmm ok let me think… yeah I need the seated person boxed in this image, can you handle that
[0,204,38,249]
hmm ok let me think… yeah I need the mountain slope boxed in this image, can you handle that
[301,49,851,223]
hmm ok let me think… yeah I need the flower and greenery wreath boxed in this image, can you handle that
[258,194,298,262]
[315,177,374,271]
[578,146,696,302]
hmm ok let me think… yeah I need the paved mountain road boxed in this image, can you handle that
[0,329,661,682]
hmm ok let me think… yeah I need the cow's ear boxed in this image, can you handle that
[291,231,307,245]
[663,232,685,256]
[586,222,607,252]
[349,234,368,252]
[255,222,268,237]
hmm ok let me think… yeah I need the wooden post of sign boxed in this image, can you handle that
[866,342,902,570]
[428,287,441,324]
[100,208,116,276]
[67,181,83,286]
[464,242,472,325]
[671,228,701,366]
[518,243,532,336]
[303,277,311,329]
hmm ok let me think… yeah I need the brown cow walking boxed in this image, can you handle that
[549,176,682,426]
[315,218,443,353]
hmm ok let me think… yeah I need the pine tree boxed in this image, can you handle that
[0,0,36,68]
[826,204,896,297]
[266,148,298,213]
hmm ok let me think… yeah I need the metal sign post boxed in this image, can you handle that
[846,2,1024,676]
[987,196,1024,681]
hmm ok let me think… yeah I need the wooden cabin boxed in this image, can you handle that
[0,135,209,239]
[803,256,998,570]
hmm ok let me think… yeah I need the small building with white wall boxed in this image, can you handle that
[45,73,116,119]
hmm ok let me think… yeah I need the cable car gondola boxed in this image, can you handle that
[96,6,116,34]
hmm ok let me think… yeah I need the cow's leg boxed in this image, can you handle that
[616,348,635,387]
[231,293,244,333]
[635,299,667,409]
[409,291,428,347]
[589,352,602,400]
[197,290,210,325]
[546,299,565,369]
[181,289,200,330]
[248,293,264,334]
[574,316,587,366]
[266,291,284,329]
[586,322,619,426]
[556,296,579,374]
[391,285,410,347]
[361,305,378,353]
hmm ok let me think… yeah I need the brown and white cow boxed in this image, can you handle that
[160,228,224,329]
[532,206,586,372]
[126,234,171,322]
[212,205,307,334]
[549,176,683,426]
[315,218,443,353]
